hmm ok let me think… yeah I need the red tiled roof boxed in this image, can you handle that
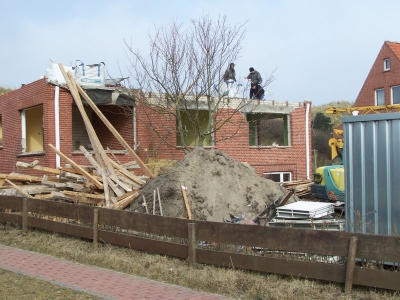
[386,41,400,59]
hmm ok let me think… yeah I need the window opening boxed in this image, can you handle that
[177,110,212,146]
[248,113,289,146]
[21,105,44,152]
[392,85,400,104]
[264,172,292,183]
[375,88,384,106]
[384,58,390,71]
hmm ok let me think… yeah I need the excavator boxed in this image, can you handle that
[310,103,400,203]
[311,129,345,202]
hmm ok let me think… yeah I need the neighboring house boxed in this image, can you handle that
[0,64,313,182]
[354,41,400,107]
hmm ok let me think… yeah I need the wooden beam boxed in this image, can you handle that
[58,64,111,205]
[16,161,61,175]
[107,158,145,186]
[63,191,105,199]
[0,173,41,182]
[110,191,140,210]
[181,184,192,220]
[5,179,32,198]
[48,144,103,189]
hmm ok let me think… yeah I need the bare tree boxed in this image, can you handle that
[124,15,274,154]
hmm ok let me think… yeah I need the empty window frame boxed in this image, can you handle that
[176,110,212,147]
[248,113,290,146]
[264,172,292,183]
[384,58,390,71]
[21,105,44,152]
[375,88,384,106]
[392,85,400,104]
[72,105,93,151]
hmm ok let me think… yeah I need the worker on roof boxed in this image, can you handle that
[223,63,236,90]
[245,67,262,99]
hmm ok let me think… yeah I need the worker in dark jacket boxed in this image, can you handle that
[224,63,236,82]
[223,63,236,90]
[245,67,262,99]
[251,83,265,100]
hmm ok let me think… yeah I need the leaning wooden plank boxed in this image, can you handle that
[181,183,192,220]
[58,65,111,204]
[122,161,139,169]
[16,161,61,175]
[74,82,154,178]
[114,190,140,202]
[107,147,122,165]
[0,173,41,182]
[110,191,140,210]
[5,179,32,198]
[48,144,103,189]
[108,158,145,186]
[109,174,132,192]
[65,71,118,181]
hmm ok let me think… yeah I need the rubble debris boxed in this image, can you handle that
[281,179,313,197]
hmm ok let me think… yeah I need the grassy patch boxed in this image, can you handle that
[0,224,399,300]
[0,269,101,300]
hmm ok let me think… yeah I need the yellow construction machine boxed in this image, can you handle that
[311,103,400,203]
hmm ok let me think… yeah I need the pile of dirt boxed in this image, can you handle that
[128,147,295,222]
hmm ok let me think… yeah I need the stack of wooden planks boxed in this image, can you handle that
[281,179,313,197]
[0,64,154,210]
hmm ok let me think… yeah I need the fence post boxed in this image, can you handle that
[22,197,28,234]
[93,208,99,247]
[345,236,358,293]
[187,223,196,267]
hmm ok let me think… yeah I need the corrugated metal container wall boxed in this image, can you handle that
[343,113,400,236]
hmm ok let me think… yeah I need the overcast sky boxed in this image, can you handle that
[1,0,399,106]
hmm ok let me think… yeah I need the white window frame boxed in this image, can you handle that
[263,172,292,183]
[375,88,384,106]
[391,85,400,104]
[384,58,390,71]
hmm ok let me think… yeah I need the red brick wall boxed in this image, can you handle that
[135,101,313,180]
[0,79,139,175]
[354,42,400,107]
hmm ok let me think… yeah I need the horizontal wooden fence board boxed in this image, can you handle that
[99,208,189,238]
[28,217,94,239]
[352,233,400,262]
[0,196,23,211]
[197,249,347,283]
[353,266,400,291]
[28,199,94,223]
[196,221,352,256]
[0,212,22,225]
[98,230,188,259]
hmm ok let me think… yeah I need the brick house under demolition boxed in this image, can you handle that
[0,64,313,182]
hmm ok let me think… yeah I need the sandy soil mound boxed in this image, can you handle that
[128,147,295,222]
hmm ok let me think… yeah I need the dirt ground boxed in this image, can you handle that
[128,147,295,222]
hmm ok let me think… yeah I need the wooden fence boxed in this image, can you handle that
[0,195,399,292]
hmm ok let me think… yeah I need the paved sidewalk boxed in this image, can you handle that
[0,244,231,300]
